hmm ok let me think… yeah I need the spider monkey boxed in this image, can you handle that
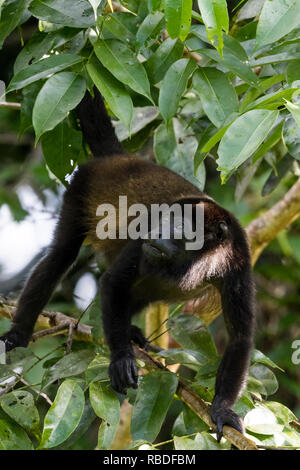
[0,88,255,441]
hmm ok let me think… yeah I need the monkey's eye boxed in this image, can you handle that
[216,221,229,240]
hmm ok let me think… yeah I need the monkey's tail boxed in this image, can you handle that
[76,87,123,158]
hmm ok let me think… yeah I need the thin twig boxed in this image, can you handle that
[149,328,172,344]
[147,317,169,341]
[31,322,69,341]
[19,378,53,406]
[290,420,300,432]
[66,322,75,354]
[0,101,21,110]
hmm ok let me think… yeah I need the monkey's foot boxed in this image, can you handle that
[0,329,29,352]
[109,350,138,395]
[210,402,244,442]
[129,325,150,350]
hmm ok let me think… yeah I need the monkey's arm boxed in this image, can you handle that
[100,240,147,394]
[211,263,255,441]
[0,171,88,350]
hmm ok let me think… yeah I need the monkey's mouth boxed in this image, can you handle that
[142,240,169,259]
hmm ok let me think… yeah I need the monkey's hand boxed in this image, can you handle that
[109,348,138,395]
[129,325,150,350]
[210,399,244,442]
[0,328,29,352]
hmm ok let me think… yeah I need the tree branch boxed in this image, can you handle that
[0,297,257,450]
[247,177,300,264]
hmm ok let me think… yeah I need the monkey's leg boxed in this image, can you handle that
[100,241,145,394]
[0,185,86,351]
[211,265,255,441]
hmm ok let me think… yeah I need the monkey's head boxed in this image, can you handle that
[141,197,235,287]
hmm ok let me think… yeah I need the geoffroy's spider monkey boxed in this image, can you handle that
[0,88,255,440]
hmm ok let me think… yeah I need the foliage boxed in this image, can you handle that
[0,0,299,450]
[1,0,300,189]
[0,311,298,449]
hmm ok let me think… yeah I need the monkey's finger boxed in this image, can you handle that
[131,361,138,383]
[124,360,137,388]
[215,419,224,442]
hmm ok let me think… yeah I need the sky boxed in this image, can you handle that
[0,184,97,309]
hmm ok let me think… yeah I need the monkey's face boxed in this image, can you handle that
[141,201,231,282]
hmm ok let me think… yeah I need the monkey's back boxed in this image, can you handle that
[68,155,204,263]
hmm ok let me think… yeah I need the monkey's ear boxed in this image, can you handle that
[173,195,214,207]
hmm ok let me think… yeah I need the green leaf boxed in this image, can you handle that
[0,418,33,450]
[256,0,300,48]
[93,39,152,102]
[7,54,83,92]
[29,0,95,28]
[217,109,279,181]
[154,118,201,187]
[55,401,96,450]
[14,28,80,74]
[244,405,283,435]
[199,47,259,87]
[89,382,120,449]
[240,74,285,113]
[131,371,178,442]
[283,114,300,160]
[0,391,40,439]
[182,404,209,434]
[89,382,120,424]
[251,50,300,67]
[157,348,208,369]
[174,435,200,450]
[114,106,159,141]
[252,121,284,164]
[144,38,184,84]
[245,88,299,112]
[264,401,297,426]
[0,188,28,221]
[19,82,42,137]
[200,123,231,153]
[0,0,30,48]
[42,350,95,389]
[234,395,255,418]
[97,421,118,450]
[197,0,229,56]
[85,354,110,385]
[286,59,300,85]
[285,99,300,127]
[175,432,228,450]
[262,154,294,196]
[165,0,192,42]
[136,11,164,50]
[39,379,85,449]
[251,350,284,371]
[192,30,259,87]
[86,56,133,130]
[167,313,217,360]
[33,71,86,142]
[158,58,197,122]
[249,364,279,396]
[100,12,137,45]
[41,121,82,183]
[193,68,238,127]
